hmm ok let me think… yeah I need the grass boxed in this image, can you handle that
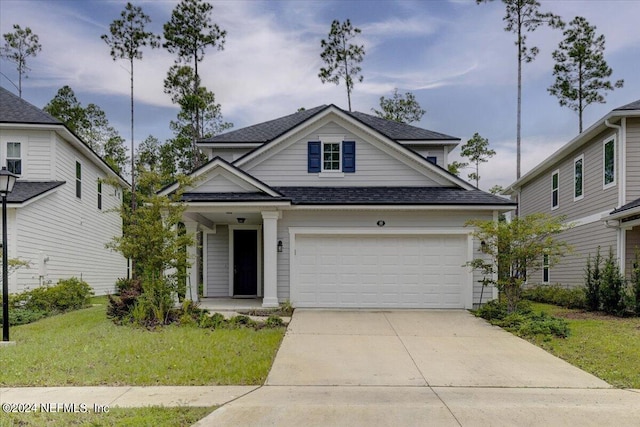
[526,302,640,389]
[1,299,285,386]
[1,406,214,426]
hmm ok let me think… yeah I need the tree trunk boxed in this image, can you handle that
[193,56,200,169]
[516,23,522,180]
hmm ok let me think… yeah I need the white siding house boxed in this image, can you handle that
[0,87,129,294]
[162,104,515,308]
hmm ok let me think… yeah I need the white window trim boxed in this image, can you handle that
[551,169,559,210]
[574,154,584,201]
[0,136,27,177]
[317,135,345,177]
[75,159,82,200]
[543,253,550,284]
[321,141,341,172]
[603,137,616,190]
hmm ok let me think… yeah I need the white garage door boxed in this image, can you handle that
[293,234,469,308]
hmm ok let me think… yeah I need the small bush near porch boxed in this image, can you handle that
[1,299,285,386]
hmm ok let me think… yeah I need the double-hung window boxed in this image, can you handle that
[574,155,584,200]
[322,142,340,171]
[551,170,559,209]
[6,142,21,175]
[603,138,615,188]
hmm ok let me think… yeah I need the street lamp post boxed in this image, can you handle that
[1,167,17,342]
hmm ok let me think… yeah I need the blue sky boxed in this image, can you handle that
[1,0,638,190]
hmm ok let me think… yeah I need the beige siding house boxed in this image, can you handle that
[162,105,515,309]
[506,99,640,287]
[0,87,129,294]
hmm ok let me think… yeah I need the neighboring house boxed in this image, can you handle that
[161,104,515,308]
[0,87,129,294]
[506,99,640,287]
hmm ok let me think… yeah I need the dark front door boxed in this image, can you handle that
[233,229,258,296]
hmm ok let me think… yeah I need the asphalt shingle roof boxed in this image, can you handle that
[0,87,61,125]
[180,186,515,206]
[7,181,66,203]
[200,104,459,144]
[611,197,640,215]
[614,99,640,111]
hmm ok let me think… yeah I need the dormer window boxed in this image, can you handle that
[308,140,355,174]
[323,142,340,171]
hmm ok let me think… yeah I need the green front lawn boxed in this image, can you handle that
[2,406,214,427]
[527,302,640,389]
[1,302,285,386]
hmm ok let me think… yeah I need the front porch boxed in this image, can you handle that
[198,297,264,312]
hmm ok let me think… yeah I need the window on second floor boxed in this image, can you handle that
[574,155,584,200]
[551,170,559,209]
[6,142,21,175]
[308,140,355,174]
[323,142,340,171]
[97,181,102,210]
[76,161,82,199]
[603,138,615,188]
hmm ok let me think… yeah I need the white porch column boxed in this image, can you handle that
[184,221,200,302]
[261,211,280,308]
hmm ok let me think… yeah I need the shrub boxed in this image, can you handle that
[107,280,143,323]
[19,277,93,313]
[584,248,602,311]
[600,248,626,315]
[228,315,257,329]
[474,299,568,339]
[523,284,586,309]
[115,277,141,294]
[265,315,284,328]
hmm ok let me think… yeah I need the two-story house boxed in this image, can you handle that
[506,99,640,287]
[161,104,516,308]
[0,87,129,294]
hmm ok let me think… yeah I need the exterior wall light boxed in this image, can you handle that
[377,220,386,227]
[277,240,283,252]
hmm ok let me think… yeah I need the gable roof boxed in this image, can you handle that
[506,98,640,193]
[0,87,129,188]
[158,156,284,197]
[199,104,459,145]
[0,87,61,125]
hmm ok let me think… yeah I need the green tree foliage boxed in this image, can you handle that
[318,19,365,112]
[600,247,626,315]
[548,16,624,133]
[371,89,425,123]
[163,65,232,173]
[0,24,41,97]
[106,170,194,320]
[460,132,496,188]
[466,213,571,313]
[44,86,128,173]
[477,0,563,179]
[489,185,504,195]
[447,160,468,176]
[584,247,602,311]
[633,250,640,315]
[102,2,160,209]
[164,0,226,158]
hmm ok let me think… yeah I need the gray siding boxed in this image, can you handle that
[275,209,496,305]
[205,226,229,297]
[625,118,640,202]
[244,118,448,187]
[520,127,618,221]
[529,221,616,287]
[403,145,446,166]
[625,226,640,277]
[203,147,253,162]
[195,174,254,193]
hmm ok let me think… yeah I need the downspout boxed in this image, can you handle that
[604,117,626,273]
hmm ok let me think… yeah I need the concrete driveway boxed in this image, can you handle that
[196,310,640,426]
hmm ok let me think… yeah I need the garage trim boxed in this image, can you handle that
[289,227,474,309]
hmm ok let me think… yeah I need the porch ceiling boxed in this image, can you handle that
[184,211,264,226]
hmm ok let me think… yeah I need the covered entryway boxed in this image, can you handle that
[292,232,471,308]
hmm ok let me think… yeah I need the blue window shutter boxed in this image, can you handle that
[342,141,356,173]
[426,156,437,165]
[308,141,321,173]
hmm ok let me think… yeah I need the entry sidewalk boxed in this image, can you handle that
[0,386,256,408]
